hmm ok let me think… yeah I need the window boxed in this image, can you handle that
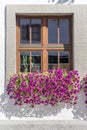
[20,18,41,44]
[16,16,72,73]
[20,51,41,72]
[48,51,58,69]
[48,18,69,44]
[48,51,70,70]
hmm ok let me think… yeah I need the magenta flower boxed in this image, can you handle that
[7,68,80,107]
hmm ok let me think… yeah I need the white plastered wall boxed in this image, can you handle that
[0,0,87,120]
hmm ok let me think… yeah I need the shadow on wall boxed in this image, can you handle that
[48,0,74,4]
[0,93,66,119]
[72,90,87,120]
[0,90,87,120]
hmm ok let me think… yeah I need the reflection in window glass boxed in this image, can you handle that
[20,52,30,72]
[48,51,58,69]
[31,52,41,72]
[31,19,41,44]
[59,19,69,44]
[48,19,58,44]
[59,51,69,69]
[20,19,30,44]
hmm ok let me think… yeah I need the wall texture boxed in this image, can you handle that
[0,0,87,122]
[0,120,87,130]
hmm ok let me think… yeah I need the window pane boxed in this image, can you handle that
[48,51,58,69]
[59,19,69,44]
[20,52,30,72]
[31,19,41,44]
[31,52,41,72]
[59,51,70,69]
[48,19,58,44]
[20,19,30,44]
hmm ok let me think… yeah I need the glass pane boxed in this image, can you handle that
[48,51,58,69]
[48,19,58,44]
[59,19,69,44]
[20,52,30,72]
[59,51,70,69]
[31,52,41,72]
[20,19,30,44]
[31,19,41,44]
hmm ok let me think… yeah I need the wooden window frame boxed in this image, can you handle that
[16,15,73,73]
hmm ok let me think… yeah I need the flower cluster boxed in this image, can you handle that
[81,75,87,105]
[7,69,80,107]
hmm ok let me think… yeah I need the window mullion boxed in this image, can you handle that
[30,19,32,45]
[30,51,31,72]
[69,51,70,70]
[58,51,60,68]
[41,51,43,72]
[58,18,59,44]
[42,17,48,71]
